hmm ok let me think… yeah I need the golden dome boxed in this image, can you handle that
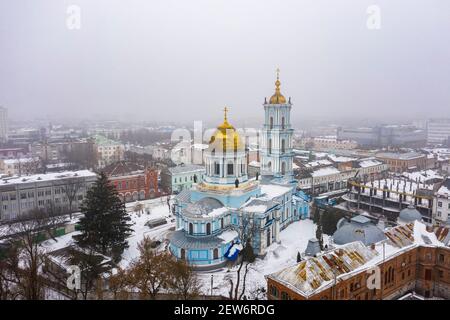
[269,69,287,104]
[209,107,243,152]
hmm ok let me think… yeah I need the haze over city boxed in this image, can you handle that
[1,0,449,126]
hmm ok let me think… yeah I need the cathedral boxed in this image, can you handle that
[168,73,310,269]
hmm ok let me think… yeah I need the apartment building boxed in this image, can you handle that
[0,170,97,222]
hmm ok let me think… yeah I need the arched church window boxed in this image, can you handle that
[281,139,286,153]
[270,117,274,129]
[269,139,272,154]
[281,162,286,175]
[267,161,272,169]
[282,117,285,129]
[189,223,193,235]
[206,223,211,235]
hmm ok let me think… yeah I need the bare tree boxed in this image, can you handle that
[62,178,84,219]
[4,209,65,300]
[0,245,21,300]
[228,213,258,300]
[167,259,201,300]
[127,237,172,299]
[108,267,131,300]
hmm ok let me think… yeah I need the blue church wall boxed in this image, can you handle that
[169,241,234,266]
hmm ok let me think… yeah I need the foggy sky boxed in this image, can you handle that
[1,0,449,126]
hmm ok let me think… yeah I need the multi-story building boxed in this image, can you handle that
[160,164,205,194]
[7,128,42,146]
[427,119,450,145]
[0,147,29,159]
[337,125,426,148]
[30,139,95,167]
[306,136,358,151]
[0,170,97,222]
[266,221,450,300]
[93,135,125,168]
[0,158,41,176]
[296,158,387,195]
[433,179,450,226]
[343,171,443,222]
[103,161,159,202]
[376,151,427,173]
[0,106,8,143]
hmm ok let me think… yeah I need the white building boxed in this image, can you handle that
[433,179,450,226]
[0,170,97,222]
[296,158,387,194]
[93,135,125,168]
[311,136,357,151]
[0,158,41,176]
[427,119,450,145]
[0,106,8,142]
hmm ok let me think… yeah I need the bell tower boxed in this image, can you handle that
[261,69,294,179]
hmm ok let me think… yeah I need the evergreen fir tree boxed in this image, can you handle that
[75,172,133,262]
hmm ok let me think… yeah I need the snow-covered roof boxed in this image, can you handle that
[167,164,205,174]
[304,159,332,168]
[358,159,383,168]
[268,221,449,298]
[327,154,356,163]
[260,184,291,199]
[311,166,340,178]
[0,170,97,186]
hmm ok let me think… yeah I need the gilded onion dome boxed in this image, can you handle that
[269,68,287,104]
[209,107,243,152]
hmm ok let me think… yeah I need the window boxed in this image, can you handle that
[20,192,27,200]
[269,285,279,298]
[281,162,286,175]
[281,117,285,129]
[227,163,234,175]
[438,254,445,263]
[268,139,272,154]
[206,223,211,235]
[189,223,193,235]
[425,269,432,281]
[281,139,285,153]
[280,291,290,300]
[270,117,273,129]
[215,162,220,175]
[180,248,186,260]
[438,201,443,208]
[213,248,219,260]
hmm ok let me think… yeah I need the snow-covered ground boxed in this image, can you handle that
[196,219,329,299]
[120,198,175,268]
[39,195,326,300]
